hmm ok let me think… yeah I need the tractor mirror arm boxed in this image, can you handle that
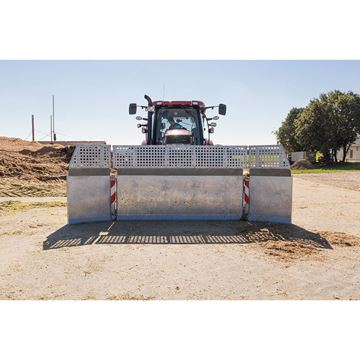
[137,105,150,111]
[129,103,150,115]
[202,106,216,111]
[136,116,148,121]
[201,104,227,116]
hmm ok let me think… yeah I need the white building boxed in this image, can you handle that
[337,136,360,161]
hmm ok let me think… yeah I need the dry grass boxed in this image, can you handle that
[255,230,360,262]
[0,178,66,197]
[257,239,322,261]
[0,200,66,216]
[0,136,71,197]
[319,231,360,247]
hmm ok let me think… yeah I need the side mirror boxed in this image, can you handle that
[212,116,219,121]
[129,103,137,115]
[218,104,227,116]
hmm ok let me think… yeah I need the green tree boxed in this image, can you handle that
[295,91,360,162]
[275,107,304,153]
[294,98,333,161]
[323,90,360,162]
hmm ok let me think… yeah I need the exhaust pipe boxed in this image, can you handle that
[144,94,153,106]
[144,95,153,144]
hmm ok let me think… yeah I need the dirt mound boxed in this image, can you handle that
[0,136,44,151]
[291,159,316,170]
[20,146,74,161]
[0,137,73,196]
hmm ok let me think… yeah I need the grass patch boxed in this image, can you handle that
[0,179,66,197]
[0,200,66,216]
[292,162,360,174]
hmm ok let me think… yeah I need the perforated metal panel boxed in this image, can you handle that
[113,145,248,168]
[248,145,289,168]
[69,144,289,169]
[112,145,289,169]
[69,145,111,168]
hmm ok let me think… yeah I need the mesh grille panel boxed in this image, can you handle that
[70,145,111,168]
[112,145,289,169]
[248,145,289,168]
[69,145,289,169]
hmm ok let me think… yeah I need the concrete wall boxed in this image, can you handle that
[67,168,111,224]
[290,151,315,162]
[116,168,243,220]
[291,151,307,162]
[66,166,293,225]
[248,168,292,224]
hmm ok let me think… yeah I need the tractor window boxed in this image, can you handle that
[155,107,202,144]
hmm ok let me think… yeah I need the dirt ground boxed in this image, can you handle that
[0,171,359,300]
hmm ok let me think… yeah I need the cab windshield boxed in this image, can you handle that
[155,107,202,144]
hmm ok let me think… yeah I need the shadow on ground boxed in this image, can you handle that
[43,221,332,250]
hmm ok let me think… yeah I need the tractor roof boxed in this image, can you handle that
[152,100,205,107]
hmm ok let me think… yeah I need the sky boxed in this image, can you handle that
[1,60,360,145]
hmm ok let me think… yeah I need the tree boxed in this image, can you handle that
[294,98,334,161]
[322,90,360,162]
[275,107,304,153]
[294,91,360,162]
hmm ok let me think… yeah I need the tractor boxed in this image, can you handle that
[129,95,227,145]
[67,94,292,224]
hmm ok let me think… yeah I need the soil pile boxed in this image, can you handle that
[0,137,74,196]
[291,159,316,170]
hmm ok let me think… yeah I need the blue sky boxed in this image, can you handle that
[1,60,359,145]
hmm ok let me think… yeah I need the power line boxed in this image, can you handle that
[35,129,51,136]
[24,131,32,140]
[55,131,82,141]
[52,95,56,142]
[38,133,51,141]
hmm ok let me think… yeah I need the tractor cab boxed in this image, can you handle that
[129,95,226,145]
[153,101,204,145]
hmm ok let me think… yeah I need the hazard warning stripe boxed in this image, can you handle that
[110,179,116,203]
[110,177,117,218]
[243,179,250,204]
[243,177,250,220]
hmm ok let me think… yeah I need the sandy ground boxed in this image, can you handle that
[0,172,359,300]
[293,172,360,237]
[295,171,360,193]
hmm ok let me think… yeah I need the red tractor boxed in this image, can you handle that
[129,95,227,145]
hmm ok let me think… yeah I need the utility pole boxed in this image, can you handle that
[50,115,53,143]
[31,114,35,142]
[52,95,56,142]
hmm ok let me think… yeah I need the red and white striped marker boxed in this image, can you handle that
[243,177,250,219]
[110,176,117,219]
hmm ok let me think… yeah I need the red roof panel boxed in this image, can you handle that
[153,100,205,107]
